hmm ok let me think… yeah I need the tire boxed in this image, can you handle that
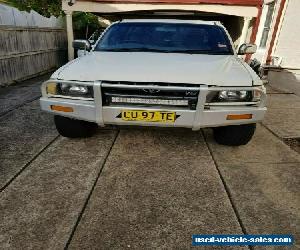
[54,115,98,138]
[213,124,256,146]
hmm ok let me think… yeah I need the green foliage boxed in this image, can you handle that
[73,12,100,31]
[73,12,102,39]
[3,0,62,17]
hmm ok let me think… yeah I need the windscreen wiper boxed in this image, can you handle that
[167,49,231,55]
[100,48,231,54]
[100,48,176,53]
[164,49,213,54]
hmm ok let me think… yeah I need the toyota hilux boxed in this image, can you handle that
[40,19,267,146]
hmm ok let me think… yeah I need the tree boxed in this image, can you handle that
[73,12,101,39]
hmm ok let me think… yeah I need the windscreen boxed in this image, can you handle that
[95,22,233,55]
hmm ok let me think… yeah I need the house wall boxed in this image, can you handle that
[272,0,300,69]
[253,1,272,63]
[260,0,300,94]
[254,0,300,68]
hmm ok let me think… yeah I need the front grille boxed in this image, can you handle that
[101,81,200,110]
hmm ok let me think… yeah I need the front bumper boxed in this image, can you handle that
[40,81,267,131]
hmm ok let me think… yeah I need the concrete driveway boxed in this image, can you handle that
[0,76,299,250]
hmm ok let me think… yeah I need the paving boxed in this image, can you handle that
[0,74,51,117]
[68,129,245,249]
[264,85,300,139]
[0,77,299,250]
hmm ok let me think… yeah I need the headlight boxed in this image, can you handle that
[218,90,252,102]
[60,83,89,95]
[206,87,265,103]
[46,82,93,98]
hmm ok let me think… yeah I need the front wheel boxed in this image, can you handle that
[54,115,98,138]
[213,124,256,146]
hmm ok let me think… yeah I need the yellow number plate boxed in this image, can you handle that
[121,110,176,123]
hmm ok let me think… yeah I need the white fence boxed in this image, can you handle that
[0,4,67,86]
[0,26,67,86]
[0,3,64,28]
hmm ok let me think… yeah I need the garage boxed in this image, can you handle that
[62,0,262,60]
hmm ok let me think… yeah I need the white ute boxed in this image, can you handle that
[40,19,267,146]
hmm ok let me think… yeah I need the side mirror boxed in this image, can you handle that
[72,40,91,51]
[238,43,257,55]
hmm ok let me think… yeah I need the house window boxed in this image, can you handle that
[260,2,275,48]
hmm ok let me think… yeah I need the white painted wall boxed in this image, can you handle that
[272,0,300,69]
[0,3,64,28]
[253,0,279,64]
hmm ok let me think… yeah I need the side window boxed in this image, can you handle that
[259,2,275,48]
